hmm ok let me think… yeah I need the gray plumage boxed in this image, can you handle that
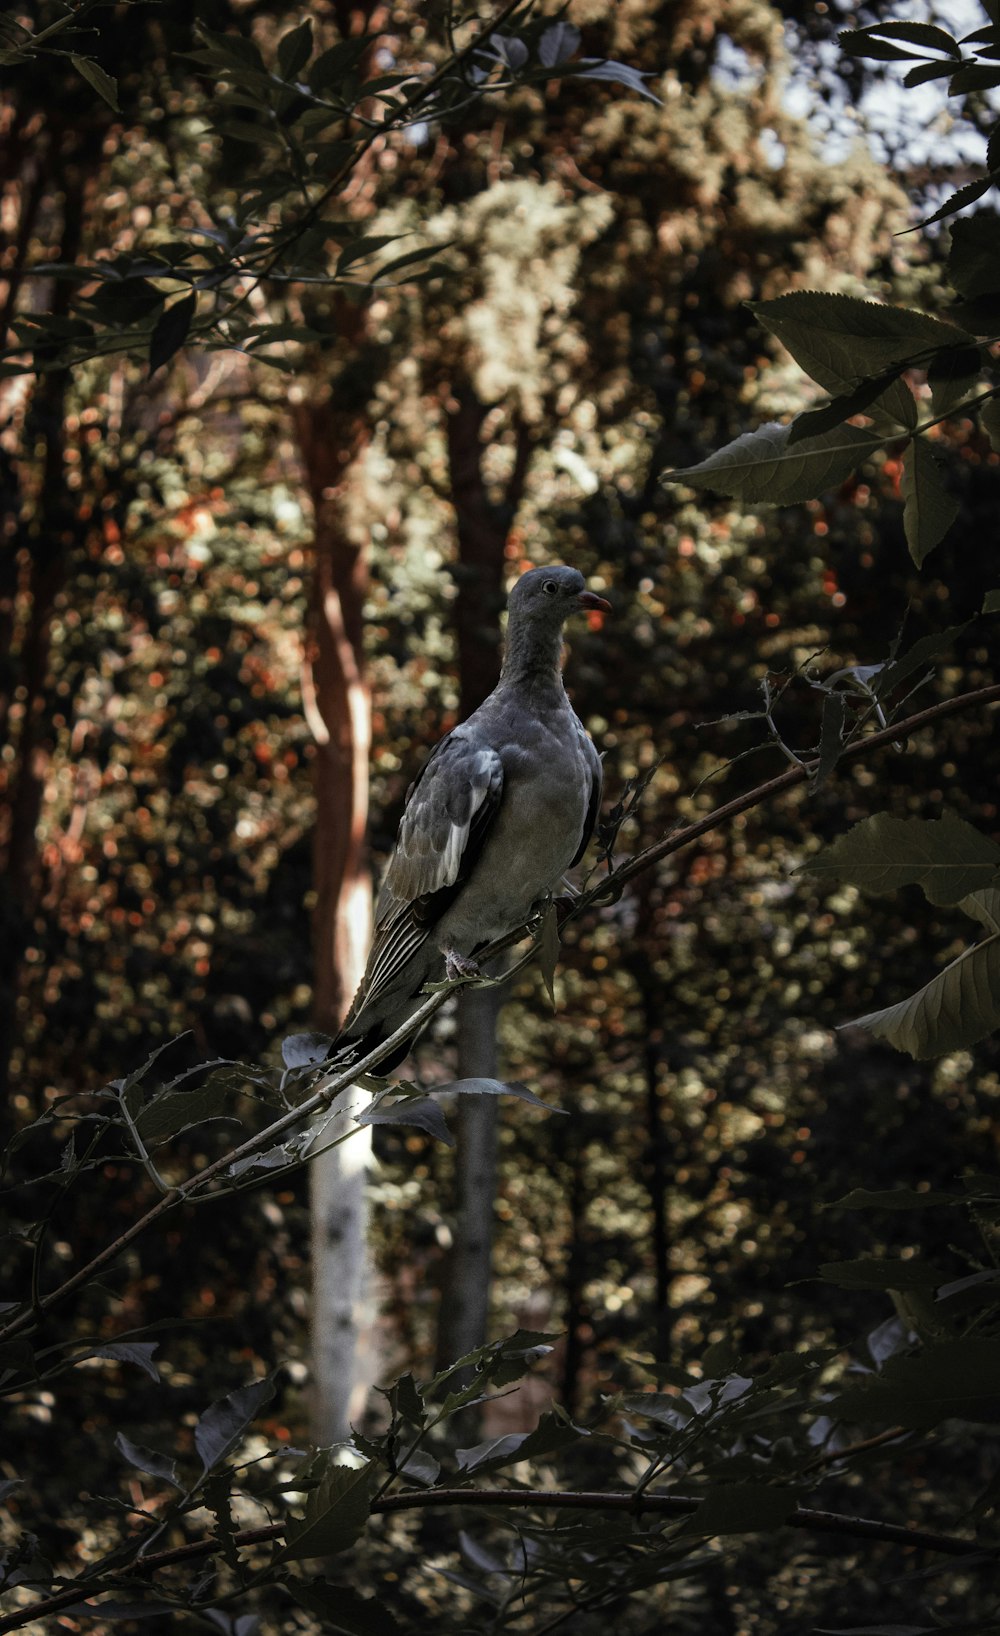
[335,564,608,1065]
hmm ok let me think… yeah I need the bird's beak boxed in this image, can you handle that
[577,590,612,614]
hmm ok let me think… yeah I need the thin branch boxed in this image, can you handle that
[0,1483,989,1633]
[3,679,999,1346]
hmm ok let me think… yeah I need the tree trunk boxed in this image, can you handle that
[294,396,375,1443]
[434,381,533,1363]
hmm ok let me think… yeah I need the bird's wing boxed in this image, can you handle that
[347,730,504,1027]
[569,721,603,869]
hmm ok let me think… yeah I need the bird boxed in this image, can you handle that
[332,564,611,1070]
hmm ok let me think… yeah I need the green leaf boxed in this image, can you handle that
[818,1257,942,1291]
[845,888,1000,1058]
[749,292,973,395]
[681,1481,799,1536]
[806,812,1000,906]
[277,19,313,80]
[282,1456,372,1561]
[195,1376,275,1474]
[949,211,1000,299]
[114,1433,181,1489]
[910,175,995,232]
[927,344,983,417]
[832,1338,1000,1427]
[149,293,197,374]
[900,438,959,565]
[336,235,403,272]
[288,1580,403,1634]
[667,420,881,505]
[69,54,120,111]
[455,1411,585,1475]
[134,1079,238,1144]
[828,1187,960,1210]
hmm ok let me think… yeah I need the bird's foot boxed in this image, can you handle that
[444,948,483,983]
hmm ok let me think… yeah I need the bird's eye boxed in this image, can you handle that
[542,580,559,596]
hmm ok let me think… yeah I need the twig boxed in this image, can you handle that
[0,1484,989,1633]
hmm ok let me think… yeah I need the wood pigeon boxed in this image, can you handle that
[333,564,610,1068]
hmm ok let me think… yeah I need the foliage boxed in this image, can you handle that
[3,0,1000,1632]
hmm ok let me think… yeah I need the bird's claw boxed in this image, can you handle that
[444,948,483,983]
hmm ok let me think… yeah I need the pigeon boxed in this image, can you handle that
[333,564,610,1069]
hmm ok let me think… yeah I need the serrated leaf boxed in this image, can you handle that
[455,1412,585,1475]
[806,812,1000,906]
[851,21,959,54]
[356,1096,454,1147]
[667,419,881,505]
[818,1257,942,1291]
[846,888,1000,1058]
[195,1377,275,1474]
[436,1076,563,1113]
[900,438,959,565]
[786,369,906,444]
[950,62,1000,91]
[904,59,961,87]
[281,1032,332,1068]
[69,54,120,110]
[927,344,983,417]
[114,1433,181,1488]
[910,175,995,232]
[681,1482,798,1536]
[949,211,1000,299]
[832,1338,1000,1427]
[149,293,196,374]
[282,1457,371,1561]
[134,1079,237,1144]
[749,292,973,395]
[839,29,923,61]
[92,1342,161,1380]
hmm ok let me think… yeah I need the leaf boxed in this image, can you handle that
[681,1482,799,1536]
[949,211,1000,299]
[336,235,403,272]
[277,19,313,80]
[282,1456,371,1561]
[456,1412,585,1475]
[69,54,120,110]
[195,1377,276,1474]
[356,1095,454,1147]
[838,29,924,62]
[904,59,961,87]
[949,62,1000,92]
[134,1080,238,1144]
[875,622,970,698]
[981,398,1000,452]
[114,1433,181,1488]
[667,420,882,505]
[92,1342,161,1381]
[786,368,906,443]
[805,812,1000,906]
[575,59,662,102]
[288,1580,402,1634]
[537,901,560,1010]
[828,1187,959,1210]
[539,23,581,67]
[281,1032,332,1068]
[983,589,1000,612]
[927,344,983,417]
[832,1338,1000,1427]
[149,293,197,374]
[749,292,973,396]
[855,20,959,54]
[900,438,959,566]
[818,1258,942,1291]
[910,175,995,232]
[845,888,1000,1058]
[436,1077,563,1113]
[812,691,846,788]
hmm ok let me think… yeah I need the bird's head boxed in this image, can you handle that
[506,565,612,626]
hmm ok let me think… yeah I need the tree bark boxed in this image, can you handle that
[293,394,375,1442]
[434,380,533,1363]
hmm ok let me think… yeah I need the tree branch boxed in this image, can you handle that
[0,1483,989,1633]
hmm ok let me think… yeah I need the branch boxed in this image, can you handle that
[3,680,999,1346]
[0,1483,989,1632]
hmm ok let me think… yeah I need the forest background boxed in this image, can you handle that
[2,0,1000,1632]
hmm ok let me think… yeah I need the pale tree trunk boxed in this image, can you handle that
[434,382,534,1363]
[294,396,376,1443]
